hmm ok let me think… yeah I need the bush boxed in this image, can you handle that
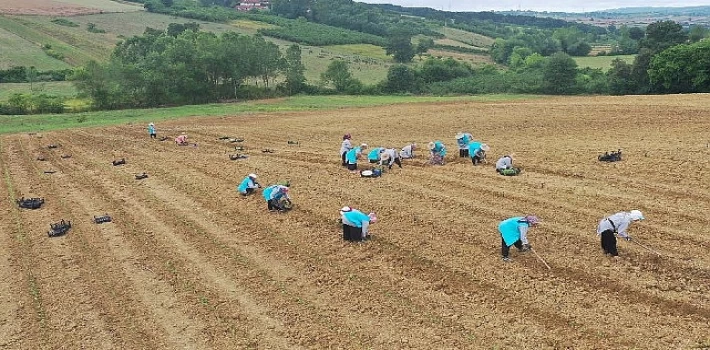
[51,18,79,27]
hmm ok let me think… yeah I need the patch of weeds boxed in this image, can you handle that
[50,18,79,27]
[87,23,107,34]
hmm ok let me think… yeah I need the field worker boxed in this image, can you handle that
[400,143,417,159]
[175,134,188,145]
[428,141,447,165]
[596,210,645,257]
[496,154,521,175]
[148,122,156,139]
[469,142,490,165]
[498,215,539,262]
[455,132,473,158]
[345,143,368,172]
[368,147,385,164]
[262,184,291,212]
[340,133,353,166]
[237,173,261,196]
[379,148,402,169]
[340,206,377,242]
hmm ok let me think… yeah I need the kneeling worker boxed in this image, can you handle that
[237,173,260,196]
[263,184,291,212]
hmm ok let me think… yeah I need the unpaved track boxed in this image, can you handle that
[1,94,709,349]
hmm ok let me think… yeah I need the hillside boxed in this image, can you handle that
[0,2,496,88]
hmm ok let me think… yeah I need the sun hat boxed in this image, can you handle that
[428,141,436,150]
[360,143,368,149]
[629,210,645,221]
[340,206,352,212]
[149,122,154,126]
[524,215,540,225]
[480,144,490,152]
[455,132,465,139]
[248,173,257,179]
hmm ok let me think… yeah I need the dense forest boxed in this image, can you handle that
[2,0,710,114]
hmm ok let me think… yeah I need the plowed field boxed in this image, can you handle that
[1,94,709,349]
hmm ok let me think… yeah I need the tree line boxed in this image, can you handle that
[72,23,305,109]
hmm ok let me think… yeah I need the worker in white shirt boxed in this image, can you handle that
[596,210,645,256]
[379,148,402,169]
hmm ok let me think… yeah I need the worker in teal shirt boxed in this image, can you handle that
[498,215,539,262]
[368,147,384,163]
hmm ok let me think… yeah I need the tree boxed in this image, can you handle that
[649,40,710,93]
[688,25,710,43]
[606,58,635,95]
[416,37,435,60]
[386,34,415,63]
[383,65,420,93]
[321,60,354,92]
[640,20,688,53]
[628,26,645,41]
[542,52,577,94]
[630,48,653,94]
[283,44,306,95]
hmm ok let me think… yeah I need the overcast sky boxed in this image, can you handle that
[358,0,710,13]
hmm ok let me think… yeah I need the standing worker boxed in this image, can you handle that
[596,210,645,257]
[340,206,377,242]
[455,132,473,158]
[428,141,447,165]
[237,173,260,196]
[498,215,539,262]
[340,134,353,166]
[345,144,368,172]
[148,122,157,139]
[399,143,417,159]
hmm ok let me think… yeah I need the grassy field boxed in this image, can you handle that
[0,81,76,101]
[0,24,70,70]
[0,94,537,135]
[0,0,142,15]
[436,26,495,48]
[574,54,636,71]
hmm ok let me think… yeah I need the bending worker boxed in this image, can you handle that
[498,215,539,262]
[340,206,377,242]
[596,210,645,257]
[379,148,402,169]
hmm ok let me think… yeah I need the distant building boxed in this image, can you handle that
[236,0,270,12]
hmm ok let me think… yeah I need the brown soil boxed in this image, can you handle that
[1,94,708,349]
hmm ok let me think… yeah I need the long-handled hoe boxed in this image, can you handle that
[531,248,551,270]
[632,239,662,257]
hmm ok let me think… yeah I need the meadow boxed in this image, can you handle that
[573,54,636,71]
